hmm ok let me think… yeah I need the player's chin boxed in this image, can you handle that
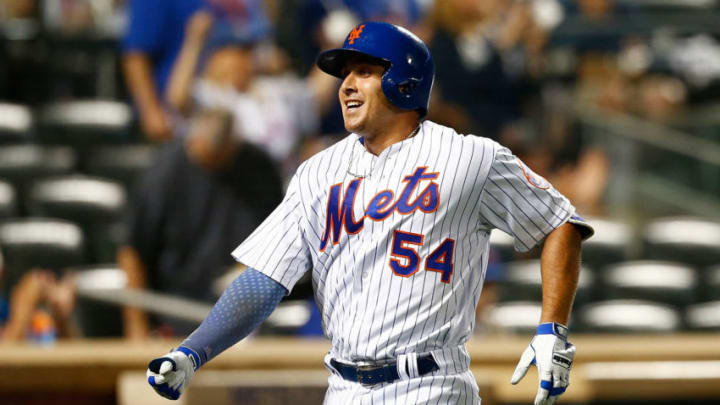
[342,113,366,134]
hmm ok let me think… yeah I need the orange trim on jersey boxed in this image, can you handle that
[319,179,365,252]
[320,167,441,252]
[425,237,455,284]
[407,181,440,214]
[365,190,395,222]
[395,167,438,215]
[345,214,366,235]
[388,229,424,278]
[319,181,344,253]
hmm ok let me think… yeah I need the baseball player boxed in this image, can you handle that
[147,22,593,404]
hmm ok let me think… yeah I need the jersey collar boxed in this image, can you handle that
[347,122,426,179]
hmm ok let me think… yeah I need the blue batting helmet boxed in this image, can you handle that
[317,22,434,117]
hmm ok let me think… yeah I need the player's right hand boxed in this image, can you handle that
[147,347,198,400]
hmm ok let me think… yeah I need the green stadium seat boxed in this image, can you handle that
[581,217,632,270]
[0,103,33,144]
[38,100,134,145]
[498,260,595,306]
[643,217,720,269]
[0,218,85,292]
[258,300,312,336]
[487,301,542,334]
[0,180,17,219]
[72,264,126,337]
[686,301,720,331]
[578,300,681,333]
[0,144,76,185]
[83,144,156,191]
[600,261,698,307]
[27,175,126,263]
[702,265,720,301]
[489,229,516,263]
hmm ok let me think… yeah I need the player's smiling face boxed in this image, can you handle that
[339,59,397,138]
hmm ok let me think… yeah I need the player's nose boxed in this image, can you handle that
[341,73,357,95]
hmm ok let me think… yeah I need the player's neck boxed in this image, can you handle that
[362,117,420,156]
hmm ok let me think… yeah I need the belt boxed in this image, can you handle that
[330,355,439,387]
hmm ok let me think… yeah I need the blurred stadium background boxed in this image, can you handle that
[1,0,720,404]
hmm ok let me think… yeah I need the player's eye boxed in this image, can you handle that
[358,66,371,76]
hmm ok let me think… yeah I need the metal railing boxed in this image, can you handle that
[573,103,720,219]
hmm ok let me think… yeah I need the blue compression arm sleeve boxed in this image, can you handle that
[178,268,287,368]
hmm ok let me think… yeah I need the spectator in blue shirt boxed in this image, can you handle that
[123,0,206,141]
[122,0,270,142]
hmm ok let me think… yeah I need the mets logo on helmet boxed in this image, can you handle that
[347,24,365,44]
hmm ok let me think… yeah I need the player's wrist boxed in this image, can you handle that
[536,322,568,340]
[176,346,201,371]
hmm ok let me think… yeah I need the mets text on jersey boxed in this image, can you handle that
[319,166,439,252]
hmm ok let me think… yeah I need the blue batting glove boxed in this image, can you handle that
[511,323,576,405]
[147,347,200,400]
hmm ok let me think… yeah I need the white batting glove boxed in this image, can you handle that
[147,347,200,400]
[511,323,575,405]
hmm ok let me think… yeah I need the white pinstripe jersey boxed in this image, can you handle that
[232,120,578,368]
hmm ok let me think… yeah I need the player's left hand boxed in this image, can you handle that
[511,322,575,405]
[147,347,198,400]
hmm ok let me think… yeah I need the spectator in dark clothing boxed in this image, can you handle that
[429,27,519,139]
[118,108,283,338]
[550,0,641,53]
[425,0,521,140]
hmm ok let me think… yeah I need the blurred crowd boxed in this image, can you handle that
[2,0,720,342]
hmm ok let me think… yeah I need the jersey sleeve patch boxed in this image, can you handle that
[517,158,550,190]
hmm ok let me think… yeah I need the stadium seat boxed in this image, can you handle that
[643,217,720,269]
[686,301,720,331]
[489,229,516,263]
[600,261,698,306]
[498,260,595,305]
[702,265,720,301]
[83,144,156,190]
[487,301,542,334]
[72,264,126,337]
[0,144,76,184]
[27,175,126,262]
[489,220,607,265]
[0,145,76,210]
[259,300,313,336]
[0,218,85,292]
[0,180,17,219]
[581,217,633,270]
[0,103,33,144]
[38,100,134,145]
[578,300,681,333]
